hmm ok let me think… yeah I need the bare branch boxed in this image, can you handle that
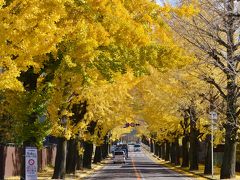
[194,15,229,48]
[201,76,227,99]
[206,49,229,74]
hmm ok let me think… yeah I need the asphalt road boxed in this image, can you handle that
[84,151,194,180]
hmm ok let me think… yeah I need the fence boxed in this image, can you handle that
[0,144,57,179]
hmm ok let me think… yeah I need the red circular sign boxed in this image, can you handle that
[28,159,35,165]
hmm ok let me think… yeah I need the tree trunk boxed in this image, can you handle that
[102,136,109,159]
[204,134,212,175]
[181,136,189,167]
[175,139,180,166]
[142,135,149,146]
[189,105,199,171]
[75,140,83,170]
[170,142,176,164]
[189,131,199,170]
[154,142,159,156]
[220,127,237,179]
[108,143,110,154]
[165,141,170,161]
[66,139,78,174]
[220,57,238,179]
[76,153,83,170]
[161,143,165,159]
[82,120,96,169]
[83,141,93,169]
[150,138,154,153]
[102,144,107,159]
[52,137,67,179]
[93,146,102,163]
[158,143,162,158]
[20,143,29,180]
[69,101,87,172]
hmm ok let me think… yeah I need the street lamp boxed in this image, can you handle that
[209,111,217,178]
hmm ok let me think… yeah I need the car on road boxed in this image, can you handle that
[113,151,126,164]
[134,144,141,152]
[128,143,135,152]
[115,144,128,158]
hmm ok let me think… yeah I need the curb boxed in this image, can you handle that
[80,156,112,179]
[151,154,213,180]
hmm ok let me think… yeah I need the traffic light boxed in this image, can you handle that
[130,123,135,127]
[123,122,140,128]
[124,122,140,127]
[124,123,130,128]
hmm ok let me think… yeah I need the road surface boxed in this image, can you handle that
[84,151,194,180]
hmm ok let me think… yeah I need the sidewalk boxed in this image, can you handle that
[142,144,240,180]
[5,157,111,180]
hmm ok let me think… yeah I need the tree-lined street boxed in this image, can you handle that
[1,0,240,179]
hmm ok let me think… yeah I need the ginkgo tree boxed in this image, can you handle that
[43,0,181,177]
[81,71,139,164]
[166,0,240,178]
[133,65,221,171]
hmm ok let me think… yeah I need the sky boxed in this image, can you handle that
[156,0,177,6]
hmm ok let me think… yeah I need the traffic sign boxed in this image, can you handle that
[25,147,37,180]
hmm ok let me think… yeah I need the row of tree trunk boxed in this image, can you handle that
[151,139,180,166]
[147,134,212,175]
[52,135,110,179]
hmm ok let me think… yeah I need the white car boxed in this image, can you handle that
[134,144,141,152]
[128,144,135,152]
[113,151,126,164]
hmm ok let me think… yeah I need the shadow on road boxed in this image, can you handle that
[84,161,192,180]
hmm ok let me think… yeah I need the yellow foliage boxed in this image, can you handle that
[0,0,202,146]
[132,65,211,142]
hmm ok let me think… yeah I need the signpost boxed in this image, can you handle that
[210,111,217,178]
[25,147,38,180]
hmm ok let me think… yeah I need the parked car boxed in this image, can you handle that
[113,151,126,164]
[134,144,141,152]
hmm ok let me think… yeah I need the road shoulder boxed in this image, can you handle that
[142,147,208,180]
